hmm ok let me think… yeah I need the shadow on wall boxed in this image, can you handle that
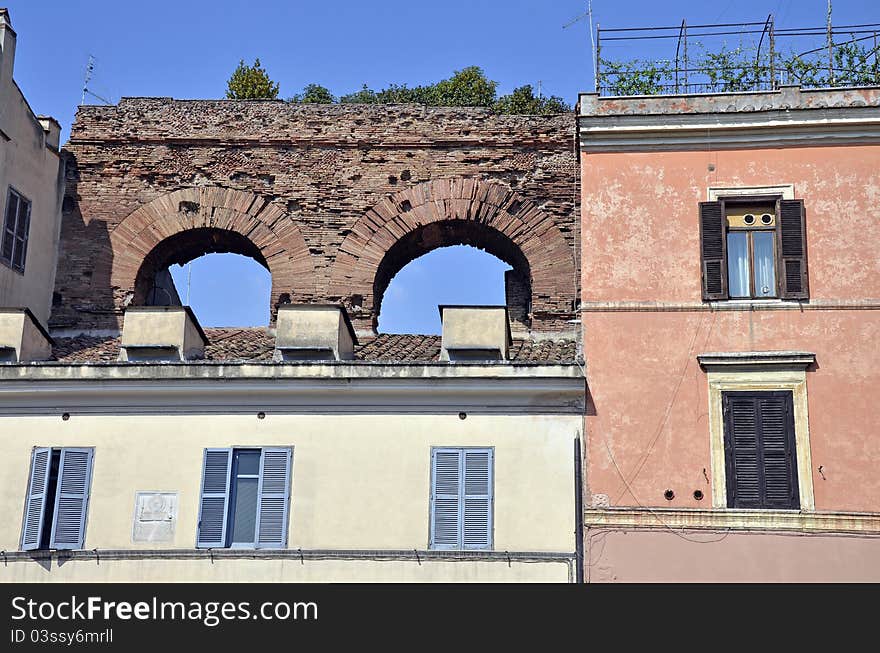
[49,151,114,331]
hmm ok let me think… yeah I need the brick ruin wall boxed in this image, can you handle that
[53,99,579,336]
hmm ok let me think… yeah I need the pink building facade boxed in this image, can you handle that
[578,86,880,581]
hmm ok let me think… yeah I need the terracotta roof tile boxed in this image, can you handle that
[50,328,577,364]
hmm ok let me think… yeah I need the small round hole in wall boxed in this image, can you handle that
[257,412,266,420]
[62,413,70,421]
[693,489,704,501]
[458,412,467,420]
[743,214,756,225]
[761,213,773,225]
[664,489,675,501]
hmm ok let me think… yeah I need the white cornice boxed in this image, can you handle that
[584,507,880,534]
[579,111,880,151]
[577,86,880,151]
[0,374,586,415]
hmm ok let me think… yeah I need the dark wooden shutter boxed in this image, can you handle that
[723,392,799,510]
[49,448,94,550]
[778,199,809,299]
[699,201,727,300]
[196,448,233,548]
[255,447,292,549]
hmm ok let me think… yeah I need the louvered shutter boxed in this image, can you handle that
[430,449,461,549]
[49,448,94,550]
[724,395,762,508]
[462,449,493,550]
[724,392,799,510]
[255,447,292,549]
[757,394,799,509]
[21,447,52,551]
[699,201,727,300]
[196,448,233,548]
[778,199,809,299]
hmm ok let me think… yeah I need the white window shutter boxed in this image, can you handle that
[462,450,493,550]
[21,447,52,551]
[255,447,292,549]
[196,448,233,548]
[49,448,94,550]
[430,449,462,549]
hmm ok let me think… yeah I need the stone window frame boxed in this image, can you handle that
[699,352,815,512]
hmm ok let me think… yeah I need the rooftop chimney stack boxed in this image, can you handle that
[440,305,512,361]
[0,9,16,87]
[274,304,357,362]
[0,308,53,363]
[119,306,207,362]
[37,116,61,150]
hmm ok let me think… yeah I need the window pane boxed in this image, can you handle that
[230,476,258,544]
[236,450,260,476]
[753,231,776,297]
[726,232,750,298]
[1,229,12,261]
[4,192,18,232]
[12,236,25,270]
[15,198,30,239]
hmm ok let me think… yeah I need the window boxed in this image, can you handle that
[196,447,292,549]
[699,197,808,301]
[429,448,493,550]
[21,447,94,551]
[723,391,799,509]
[726,203,777,298]
[2,188,31,273]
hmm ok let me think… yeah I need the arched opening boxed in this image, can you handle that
[378,246,512,334]
[133,228,272,327]
[373,221,532,334]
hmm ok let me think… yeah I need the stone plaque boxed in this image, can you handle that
[132,492,178,543]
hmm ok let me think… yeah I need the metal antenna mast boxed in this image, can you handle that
[81,55,95,106]
[564,2,597,90]
[80,55,113,105]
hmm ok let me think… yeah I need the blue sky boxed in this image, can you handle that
[6,1,875,332]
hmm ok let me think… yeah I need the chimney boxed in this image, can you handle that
[0,9,16,88]
[37,116,61,150]
[274,304,357,362]
[120,306,207,362]
[0,308,53,363]
[439,305,511,361]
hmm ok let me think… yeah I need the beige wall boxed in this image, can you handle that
[0,412,578,581]
[0,15,64,327]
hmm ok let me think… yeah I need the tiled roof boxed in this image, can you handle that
[50,328,577,364]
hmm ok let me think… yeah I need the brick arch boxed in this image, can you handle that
[109,187,313,317]
[328,178,576,333]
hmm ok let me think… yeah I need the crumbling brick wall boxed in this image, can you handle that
[54,99,579,335]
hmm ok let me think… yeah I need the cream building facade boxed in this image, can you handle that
[0,352,584,582]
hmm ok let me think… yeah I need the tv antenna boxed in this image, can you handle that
[564,1,597,86]
[80,55,112,105]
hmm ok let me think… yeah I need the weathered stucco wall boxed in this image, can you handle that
[54,99,579,334]
[580,144,880,513]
